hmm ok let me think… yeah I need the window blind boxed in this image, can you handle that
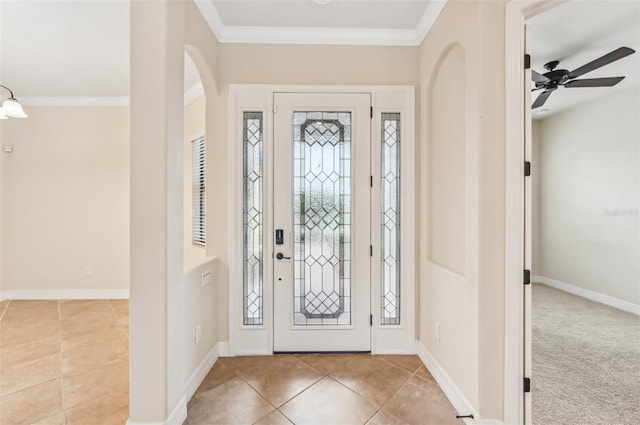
[192,137,206,245]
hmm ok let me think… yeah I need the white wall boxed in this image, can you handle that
[534,86,640,306]
[1,106,129,297]
[532,119,541,275]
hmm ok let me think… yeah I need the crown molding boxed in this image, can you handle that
[222,26,420,46]
[19,83,205,107]
[195,0,448,47]
[20,97,129,107]
[194,0,225,41]
[416,0,447,43]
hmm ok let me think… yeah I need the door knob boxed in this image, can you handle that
[276,252,291,260]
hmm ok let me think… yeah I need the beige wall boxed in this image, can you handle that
[1,106,129,295]
[535,87,640,305]
[212,43,419,341]
[184,93,207,269]
[418,0,506,420]
[219,44,418,86]
[428,44,466,275]
[0,126,3,294]
[129,0,223,420]
[183,257,217,386]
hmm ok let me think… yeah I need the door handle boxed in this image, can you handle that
[276,252,291,260]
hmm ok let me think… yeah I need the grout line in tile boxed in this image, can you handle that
[57,300,66,422]
[275,407,296,425]
[251,408,277,425]
[107,299,130,337]
[362,363,415,425]
[233,373,280,420]
[377,355,421,374]
[0,300,10,321]
[234,357,327,410]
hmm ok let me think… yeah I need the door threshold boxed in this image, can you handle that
[273,351,372,355]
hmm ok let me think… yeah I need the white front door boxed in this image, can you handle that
[273,93,372,352]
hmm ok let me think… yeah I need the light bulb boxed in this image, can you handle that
[2,98,27,118]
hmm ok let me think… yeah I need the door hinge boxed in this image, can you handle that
[273,105,278,114]
[524,269,531,285]
[370,314,373,326]
[370,175,373,187]
[370,245,373,257]
[524,377,531,393]
[370,106,373,119]
[524,161,531,177]
[524,54,531,70]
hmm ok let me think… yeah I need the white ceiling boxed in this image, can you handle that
[3,0,637,108]
[197,0,444,46]
[528,0,640,119]
[213,0,429,29]
[0,0,445,103]
[1,0,131,102]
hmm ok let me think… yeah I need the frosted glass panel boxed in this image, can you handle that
[381,113,401,325]
[293,112,352,326]
[243,112,263,325]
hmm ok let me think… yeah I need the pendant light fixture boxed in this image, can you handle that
[0,85,28,119]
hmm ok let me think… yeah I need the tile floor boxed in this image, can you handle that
[0,299,129,425]
[186,354,461,425]
[1,299,460,425]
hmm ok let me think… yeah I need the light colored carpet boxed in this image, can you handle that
[532,283,640,425]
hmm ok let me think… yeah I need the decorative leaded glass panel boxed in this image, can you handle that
[381,113,401,325]
[293,112,352,326]
[243,112,263,325]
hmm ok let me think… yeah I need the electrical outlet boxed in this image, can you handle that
[435,322,441,342]
[195,323,202,344]
[84,267,93,277]
[201,269,212,287]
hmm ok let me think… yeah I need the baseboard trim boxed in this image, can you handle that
[533,276,640,315]
[126,395,187,425]
[1,289,129,301]
[416,341,503,425]
[184,343,219,401]
[165,397,188,425]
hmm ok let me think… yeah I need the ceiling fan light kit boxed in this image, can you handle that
[531,46,636,109]
[0,85,28,119]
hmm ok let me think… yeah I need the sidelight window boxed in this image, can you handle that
[381,113,401,325]
[243,112,264,325]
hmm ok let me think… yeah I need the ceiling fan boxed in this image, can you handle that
[532,46,636,109]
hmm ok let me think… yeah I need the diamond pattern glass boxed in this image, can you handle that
[293,112,352,326]
[243,112,263,325]
[381,113,401,325]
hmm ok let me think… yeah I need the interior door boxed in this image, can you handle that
[273,92,371,352]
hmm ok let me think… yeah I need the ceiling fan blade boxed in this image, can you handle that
[532,70,549,83]
[564,77,625,88]
[568,47,635,78]
[532,89,554,109]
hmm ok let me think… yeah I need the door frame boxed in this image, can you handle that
[228,84,415,356]
[504,1,566,424]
